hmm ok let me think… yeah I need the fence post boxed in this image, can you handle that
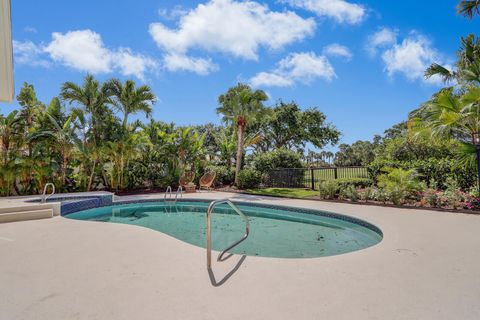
[310,168,315,190]
[334,167,338,179]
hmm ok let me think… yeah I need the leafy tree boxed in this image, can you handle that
[256,101,340,152]
[334,141,377,166]
[217,83,268,185]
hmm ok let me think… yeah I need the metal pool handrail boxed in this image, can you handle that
[175,186,183,201]
[41,183,55,203]
[206,199,250,268]
[164,186,183,203]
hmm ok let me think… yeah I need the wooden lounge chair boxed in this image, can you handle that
[179,171,196,193]
[199,171,216,191]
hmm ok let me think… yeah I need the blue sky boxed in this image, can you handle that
[3,0,480,148]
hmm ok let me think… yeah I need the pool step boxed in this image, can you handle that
[0,208,54,223]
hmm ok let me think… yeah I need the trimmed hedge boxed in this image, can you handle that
[237,169,262,189]
[251,148,303,173]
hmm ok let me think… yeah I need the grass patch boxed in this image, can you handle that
[244,188,318,199]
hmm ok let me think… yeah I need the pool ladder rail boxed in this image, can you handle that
[41,183,55,203]
[206,199,250,269]
[164,186,183,203]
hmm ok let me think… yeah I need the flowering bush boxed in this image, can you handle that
[465,197,480,210]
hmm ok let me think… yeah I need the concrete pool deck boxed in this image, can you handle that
[1,191,479,319]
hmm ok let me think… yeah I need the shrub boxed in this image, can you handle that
[339,185,359,202]
[443,178,469,209]
[251,148,303,173]
[204,165,235,187]
[335,178,373,189]
[319,180,339,200]
[370,188,388,203]
[421,189,441,207]
[237,169,262,189]
[377,168,425,205]
[368,158,475,191]
[359,187,373,201]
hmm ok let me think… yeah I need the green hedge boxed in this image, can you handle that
[251,148,303,173]
[237,169,262,189]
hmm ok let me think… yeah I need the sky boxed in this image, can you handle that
[3,0,480,149]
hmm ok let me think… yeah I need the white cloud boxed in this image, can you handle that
[113,49,158,80]
[13,40,50,67]
[16,30,156,80]
[323,43,352,60]
[158,6,188,20]
[45,30,113,73]
[163,53,218,75]
[368,29,446,85]
[282,0,366,24]
[366,27,397,56]
[250,52,335,87]
[149,0,315,74]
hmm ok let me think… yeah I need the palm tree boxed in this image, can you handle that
[37,113,79,185]
[409,86,480,165]
[105,79,156,128]
[217,83,268,185]
[0,111,20,166]
[426,34,480,85]
[16,83,44,157]
[61,75,112,190]
[458,1,480,19]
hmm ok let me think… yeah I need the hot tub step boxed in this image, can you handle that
[0,208,53,223]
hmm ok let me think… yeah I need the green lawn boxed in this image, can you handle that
[244,188,318,199]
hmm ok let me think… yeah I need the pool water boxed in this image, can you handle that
[65,201,382,258]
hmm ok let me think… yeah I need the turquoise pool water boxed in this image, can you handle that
[65,201,382,258]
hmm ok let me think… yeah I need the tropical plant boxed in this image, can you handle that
[61,75,113,190]
[377,168,425,205]
[409,86,480,169]
[425,34,480,85]
[105,79,156,128]
[217,83,268,185]
[458,1,480,19]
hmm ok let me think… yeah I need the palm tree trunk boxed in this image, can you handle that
[123,113,129,129]
[62,152,68,185]
[87,160,97,191]
[235,125,245,185]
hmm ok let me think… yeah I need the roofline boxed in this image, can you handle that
[0,0,14,103]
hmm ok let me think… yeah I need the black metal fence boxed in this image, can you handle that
[263,167,369,190]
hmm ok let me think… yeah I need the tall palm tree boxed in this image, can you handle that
[61,75,112,190]
[105,79,156,128]
[458,1,480,19]
[217,83,268,185]
[16,82,44,157]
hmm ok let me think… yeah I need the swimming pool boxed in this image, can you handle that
[65,200,382,258]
